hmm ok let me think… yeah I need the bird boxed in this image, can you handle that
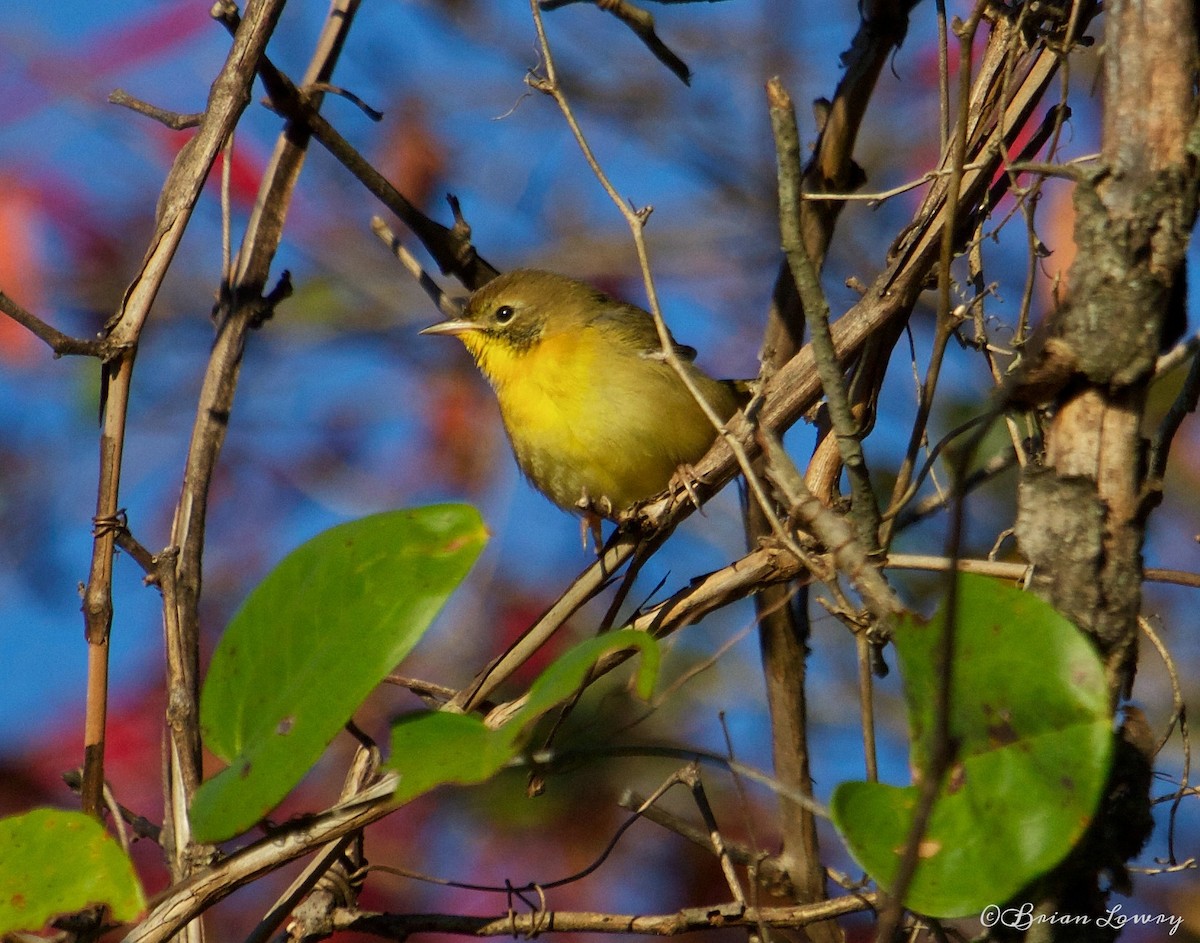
[421,269,744,536]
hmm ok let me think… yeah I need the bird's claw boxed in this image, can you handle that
[575,490,611,553]
[669,463,705,515]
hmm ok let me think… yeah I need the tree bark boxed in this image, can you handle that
[1013,0,1198,934]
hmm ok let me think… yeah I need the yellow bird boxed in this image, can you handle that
[421,269,743,524]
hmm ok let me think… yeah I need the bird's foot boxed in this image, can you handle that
[668,463,706,515]
[575,491,612,553]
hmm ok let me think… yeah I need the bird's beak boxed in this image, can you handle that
[419,318,480,337]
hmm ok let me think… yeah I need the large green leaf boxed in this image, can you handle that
[192,505,487,842]
[0,809,145,933]
[389,629,659,804]
[831,575,1113,918]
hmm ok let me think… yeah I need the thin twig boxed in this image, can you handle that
[370,216,460,318]
[874,7,990,937]
[1150,340,1200,479]
[679,765,747,906]
[1138,616,1191,868]
[935,0,949,148]
[768,77,881,551]
[108,89,204,130]
[542,0,692,85]
[799,157,988,204]
[526,0,791,552]
[0,292,108,358]
[451,530,643,714]
[62,770,162,847]
[1138,617,1186,756]
[303,81,384,120]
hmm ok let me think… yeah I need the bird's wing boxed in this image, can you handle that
[598,302,699,362]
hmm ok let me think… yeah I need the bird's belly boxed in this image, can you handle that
[498,363,721,514]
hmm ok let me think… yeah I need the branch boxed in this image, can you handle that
[370,217,461,319]
[214,4,498,291]
[541,0,692,85]
[108,89,204,130]
[79,0,289,821]
[0,291,108,358]
[332,895,878,938]
[120,776,400,943]
[768,77,881,550]
[452,0,1097,720]
[157,0,358,891]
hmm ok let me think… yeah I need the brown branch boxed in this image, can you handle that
[768,77,881,550]
[214,3,498,292]
[0,291,108,358]
[370,217,461,319]
[1150,345,1200,479]
[452,0,1092,729]
[108,89,204,130]
[449,527,652,714]
[555,544,1200,665]
[332,895,879,939]
[80,0,289,821]
[119,776,401,943]
[156,0,359,891]
[541,0,692,85]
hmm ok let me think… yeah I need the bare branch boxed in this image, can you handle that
[108,89,204,130]
[0,291,108,358]
[214,3,498,291]
[80,0,290,821]
[542,0,692,85]
[333,895,878,938]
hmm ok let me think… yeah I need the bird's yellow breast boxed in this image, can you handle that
[463,322,732,513]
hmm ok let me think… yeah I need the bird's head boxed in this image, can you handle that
[421,269,601,376]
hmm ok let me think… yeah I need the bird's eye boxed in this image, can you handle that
[494,305,515,325]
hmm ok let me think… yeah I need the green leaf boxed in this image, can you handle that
[0,809,145,933]
[388,629,658,804]
[389,712,516,804]
[192,505,487,842]
[831,575,1113,918]
[517,629,660,718]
